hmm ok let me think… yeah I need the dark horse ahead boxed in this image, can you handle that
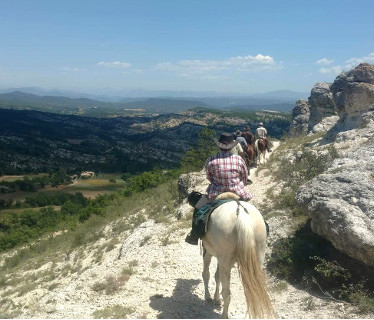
[240,144,255,168]
[255,139,267,164]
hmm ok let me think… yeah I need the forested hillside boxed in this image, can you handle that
[0,108,290,174]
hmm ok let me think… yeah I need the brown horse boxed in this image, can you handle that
[246,144,255,165]
[255,139,267,164]
[239,144,255,168]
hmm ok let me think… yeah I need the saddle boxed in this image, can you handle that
[191,192,243,239]
[189,191,270,238]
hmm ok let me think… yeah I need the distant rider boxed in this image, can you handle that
[235,130,248,151]
[255,122,272,152]
[241,125,255,146]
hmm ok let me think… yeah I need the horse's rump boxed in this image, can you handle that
[256,138,267,152]
[246,144,255,163]
[202,201,273,318]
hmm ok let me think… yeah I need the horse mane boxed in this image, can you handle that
[215,192,240,201]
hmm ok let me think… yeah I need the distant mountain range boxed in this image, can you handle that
[0,87,309,101]
[0,88,308,116]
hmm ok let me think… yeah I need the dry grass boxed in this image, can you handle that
[92,305,134,319]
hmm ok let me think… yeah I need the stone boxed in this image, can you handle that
[290,63,374,136]
[177,170,209,198]
[331,63,374,126]
[296,137,374,266]
[309,115,340,134]
[308,83,337,132]
[177,201,193,220]
[289,100,310,137]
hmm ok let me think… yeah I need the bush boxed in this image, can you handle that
[268,220,374,309]
[271,145,339,216]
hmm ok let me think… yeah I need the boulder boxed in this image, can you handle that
[289,99,310,137]
[296,136,374,266]
[309,115,340,134]
[308,83,338,132]
[177,170,208,199]
[331,63,374,125]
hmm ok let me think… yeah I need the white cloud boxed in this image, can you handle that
[319,66,342,75]
[316,52,374,76]
[316,58,334,65]
[155,54,281,75]
[344,52,374,69]
[97,61,132,68]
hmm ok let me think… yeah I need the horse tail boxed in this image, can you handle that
[235,211,274,319]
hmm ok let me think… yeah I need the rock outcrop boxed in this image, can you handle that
[290,63,374,135]
[177,171,208,219]
[296,133,374,267]
[288,64,374,267]
[331,63,374,128]
[308,82,339,133]
[289,99,310,137]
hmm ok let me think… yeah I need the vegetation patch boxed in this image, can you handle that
[92,305,134,319]
[92,275,128,295]
[268,220,374,312]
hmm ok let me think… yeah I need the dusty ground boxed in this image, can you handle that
[1,142,373,319]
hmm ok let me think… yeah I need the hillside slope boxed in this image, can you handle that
[1,143,371,319]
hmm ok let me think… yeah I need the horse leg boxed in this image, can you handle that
[202,250,213,301]
[213,264,220,303]
[219,263,232,318]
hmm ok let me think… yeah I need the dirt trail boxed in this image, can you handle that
[1,142,371,319]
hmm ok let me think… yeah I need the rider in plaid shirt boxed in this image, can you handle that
[206,150,253,201]
[185,132,254,245]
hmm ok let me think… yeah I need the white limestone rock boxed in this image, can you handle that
[296,137,374,266]
[289,99,310,137]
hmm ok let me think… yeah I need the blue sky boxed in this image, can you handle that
[1,0,374,95]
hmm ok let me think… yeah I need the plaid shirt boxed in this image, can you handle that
[205,151,253,201]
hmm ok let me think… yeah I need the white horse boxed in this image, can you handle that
[255,139,267,165]
[201,194,274,318]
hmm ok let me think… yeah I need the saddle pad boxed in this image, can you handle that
[192,199,234,238]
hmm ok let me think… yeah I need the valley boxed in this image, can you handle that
[0,107,290,175]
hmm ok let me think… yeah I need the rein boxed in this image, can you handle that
[235,199,250,216]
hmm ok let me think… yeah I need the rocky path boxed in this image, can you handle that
[2,142,371,319]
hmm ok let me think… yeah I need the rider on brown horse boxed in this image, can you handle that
[241,125,256,157]
[255,122,272,152]
[241,125,255,146]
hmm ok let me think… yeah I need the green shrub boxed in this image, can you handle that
[268,220,374,310]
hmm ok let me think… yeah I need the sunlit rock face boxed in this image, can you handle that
[288,63,374,267]
[289,99,310,137]
[290,63,374,135]
[308,82,339,133]
[296,132,374,267]
[330,63,374,128]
